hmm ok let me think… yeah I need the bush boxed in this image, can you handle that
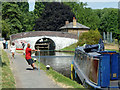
[114,39,118,44]
[77,29,102,46]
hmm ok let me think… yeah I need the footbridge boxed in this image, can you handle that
[10,31,78,50]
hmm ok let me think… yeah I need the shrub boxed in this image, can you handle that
[77,29,102,46]
[114,39,118,44]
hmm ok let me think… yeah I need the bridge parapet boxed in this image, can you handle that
[10,31,78,40]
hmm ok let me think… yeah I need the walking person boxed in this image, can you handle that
[5,40,8,49]
[21,42,25,49]
[21,42,25,55]
[10,42,16,59]
[2,40,6,49]
[25,43,38,70]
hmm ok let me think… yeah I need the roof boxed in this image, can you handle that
[60,22,90,30]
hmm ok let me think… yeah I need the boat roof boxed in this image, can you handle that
[87,52,101,56]
[75,46,101,56]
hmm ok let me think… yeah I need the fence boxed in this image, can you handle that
[103,32,113,43]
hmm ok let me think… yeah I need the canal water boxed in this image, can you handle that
[35,51,74,78]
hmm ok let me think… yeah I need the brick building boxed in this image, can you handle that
[60,17,90,35]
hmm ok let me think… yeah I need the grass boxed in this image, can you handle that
[16,50,24,53]
[1,50,15,88]
[46,69,84,88]
[61,43,77,51]
[61,43,119,52]
[35,61,84,88]
[105,49,119,52]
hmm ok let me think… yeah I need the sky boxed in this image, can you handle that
[28,0,35,11]
[28,0,119,11]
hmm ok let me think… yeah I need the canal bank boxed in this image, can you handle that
[33,50,84,88]
[1,50,16,88]
[5,49,83,88]
[35,61,84,88]
[5,49,61,88]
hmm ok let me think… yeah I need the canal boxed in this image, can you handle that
[35,51,74,78]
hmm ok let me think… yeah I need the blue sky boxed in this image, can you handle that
[28,0,119,11]
[28,0,35,11]
[86,2,118,9]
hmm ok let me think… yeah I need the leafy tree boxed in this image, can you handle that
[0,17,1,35]
[2,2,36,39]
[34,2,75,31]
[2,2,22,35]
[17,2,35,32]
[1,1,119,40]
[81,8,100,30]
[64,2,100,30]
[77,29,102,46]
[98,8,118,38]
[34,2,45,19]
[65,2,119,39]
[16,2,29,12]
[21,11,36,32]
[2,20,10,39]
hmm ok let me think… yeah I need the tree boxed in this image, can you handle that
[16,2,29,13]
[2,2,23,35]
[2,2,36,39]
[34,2,75,31]
[17,2,36,32]
[65,2,100,30]
[77,29,102,46]
[21,11,36,32]
[34,2,45,19]
[98,8,118,38]
[67,2,119,39]
[2,20,10,39]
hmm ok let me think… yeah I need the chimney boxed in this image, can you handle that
[73,17,76,27]
[65,20,69,25]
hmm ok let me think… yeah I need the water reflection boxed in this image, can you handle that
[35,51,55,56]
[35,51,73,77]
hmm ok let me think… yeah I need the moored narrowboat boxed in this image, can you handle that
[71,40,120,89]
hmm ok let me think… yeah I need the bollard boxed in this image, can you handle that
[38,51,40,73]
[46,65,50,70]
[71,64,74,80]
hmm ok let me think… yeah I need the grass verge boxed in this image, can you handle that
[16,50,24,53]
[105,49,119,52]
[61,43,119,52]
[61,43,77,51]
[35,61,84,88]
[1,50,15,88]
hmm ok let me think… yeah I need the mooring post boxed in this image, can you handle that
[38,51,40,73]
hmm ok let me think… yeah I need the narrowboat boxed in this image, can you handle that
[71,40,120,89]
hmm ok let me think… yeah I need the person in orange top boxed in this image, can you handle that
[25,43,38,70]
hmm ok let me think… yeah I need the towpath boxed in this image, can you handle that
[5,49,61,88]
